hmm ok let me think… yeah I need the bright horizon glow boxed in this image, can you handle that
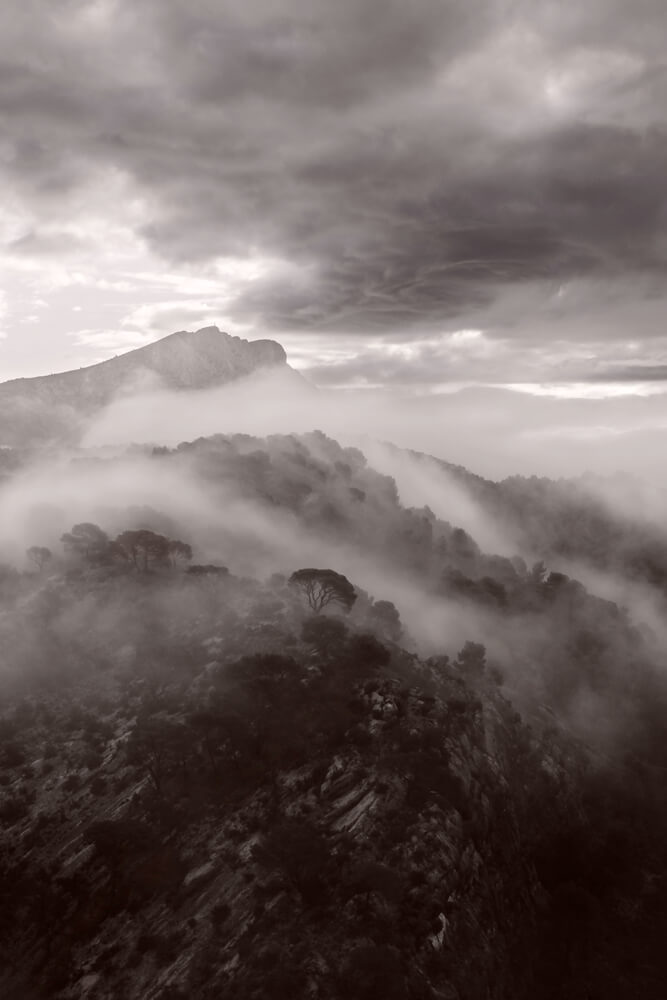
[501,381,667,399]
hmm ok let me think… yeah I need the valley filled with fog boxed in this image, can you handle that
[83,367,667,485]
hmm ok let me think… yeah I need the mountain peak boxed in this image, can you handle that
[151,324,286,361]
[0,326,293,446]
[106,326,288,389]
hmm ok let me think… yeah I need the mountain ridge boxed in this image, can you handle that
[0,326,295,446]
[0,326,290,403]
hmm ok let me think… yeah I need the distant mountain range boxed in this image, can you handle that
[0,327,295,446]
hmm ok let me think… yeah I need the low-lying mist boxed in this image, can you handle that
[82,367,667,485]
[0,444,489,660]
[359,441,518,558]
[1,370,666,759]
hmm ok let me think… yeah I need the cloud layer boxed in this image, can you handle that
[3,0,667,383]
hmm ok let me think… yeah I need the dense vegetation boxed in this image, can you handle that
[411,447,667,590]
[1,432,667,997]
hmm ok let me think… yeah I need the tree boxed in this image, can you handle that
[26,546,52,572]
[167,539,193,567]
[225,654,308,766]
[186,564,229,576]
[113,530,141,568]
[369,600,402,641]
[456,640,487,675]
[115,529,170,572]
[450,527,480,562]
[61,523,110,563]
[478,576,507,607]
[289,568,357,613]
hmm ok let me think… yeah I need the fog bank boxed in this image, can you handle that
[82,370,667,485]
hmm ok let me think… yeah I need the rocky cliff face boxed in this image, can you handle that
[0,596,582,1000]
[0,327,292,446]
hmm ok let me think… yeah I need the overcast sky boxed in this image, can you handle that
[2,0,667,390]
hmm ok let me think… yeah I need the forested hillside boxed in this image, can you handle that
[1,433,667,997]
[407,446,667,591]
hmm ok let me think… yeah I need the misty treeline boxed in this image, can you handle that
[0,503,494,997]
[2,431,667,996]
[1,429,667,758]
[411,446,667,589]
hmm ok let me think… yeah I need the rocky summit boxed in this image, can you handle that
[0,327,292,447]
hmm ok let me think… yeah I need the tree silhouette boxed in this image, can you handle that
[289,568,357,613]
[369,600,402,641]
[61,523,110,563]
[115,529,171,571]
[456,640,487,675]
[225,654,308,767]
[167,539,193,567]
[186,564,229,576]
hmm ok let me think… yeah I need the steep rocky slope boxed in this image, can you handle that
[0,567,590,1000]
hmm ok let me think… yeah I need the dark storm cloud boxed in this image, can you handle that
[533,0,667,58]
[143,0,500,108]
[587,365,667,382]
[3,0,667,347]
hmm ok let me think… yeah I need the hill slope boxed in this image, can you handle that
[1,432,667,995]
[0,327,292,447]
